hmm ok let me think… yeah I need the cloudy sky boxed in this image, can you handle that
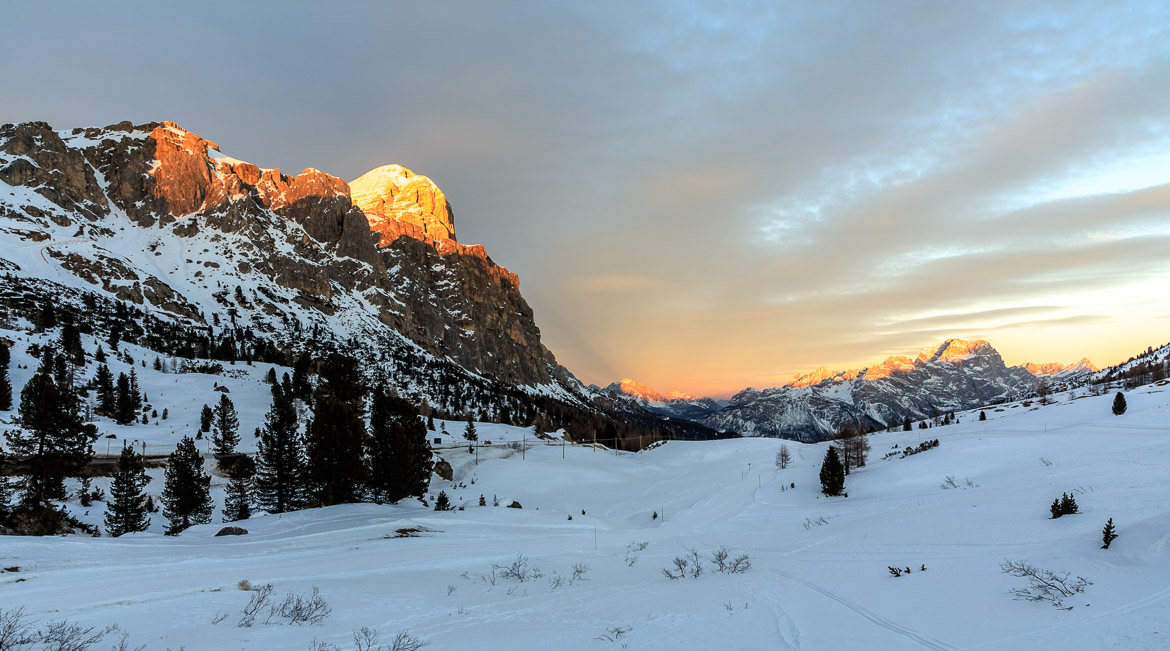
[4,1,1169,396]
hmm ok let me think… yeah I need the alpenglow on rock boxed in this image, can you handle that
[349,164,455,247]
[702,339,1041,441]
[0,120,565,389]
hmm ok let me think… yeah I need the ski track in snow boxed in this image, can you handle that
[773,569,957,650]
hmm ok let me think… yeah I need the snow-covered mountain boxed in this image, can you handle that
[1017,358,1099,381]
[703,339,1041,441]
[0,120,607,428]
[593,378,722,420]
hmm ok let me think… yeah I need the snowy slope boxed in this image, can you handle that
[3,361,1169,649]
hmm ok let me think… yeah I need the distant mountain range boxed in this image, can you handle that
[600,339,1103,441]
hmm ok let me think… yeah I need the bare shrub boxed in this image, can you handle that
[271,586,331,625]
[33,620,116,651]
[595,625,632,643]
[391,630,429,651]
[493,553,542,582]
[0,608,33,648]
[353,626,380,651]
[662,549,704,580]
[570,563,590,583]
[1000,560,1091,609]
[238,583,274,627]
[726,553,751,574]
[624,541,648,567]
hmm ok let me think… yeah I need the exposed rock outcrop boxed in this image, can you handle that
[0,120,560,388]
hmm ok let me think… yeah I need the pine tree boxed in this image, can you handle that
[104,445,151,536]
[161,436,213,535]
[223,455,255,522]
[6,371,98,509]
[979,410,987,421]
[0,449,13,523]
[463,418,478,442]
[127,369,142,412]
[367,390,433,504]
[1060,492,1078,515]
[1112,392,1127,416]
[114,372,135,425]
[60,321,85,366]
[94,346,107,363]
[255,387,306,514]
[1101,518,1118,549]
[1050,498,1062,519]
[902,416,912,432]
[0,343,12,411]
[305,354,368,506]
[94,364,116,414]
[434,490,452,511]
[292,354,314,403]
[819,447,845,496]
[211,394,240,456]
[775,444,791,470]
[306,394,367,506]
[200,404,213,433]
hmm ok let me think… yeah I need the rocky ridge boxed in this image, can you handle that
[702,339,1044,441]
[0,120,563,390]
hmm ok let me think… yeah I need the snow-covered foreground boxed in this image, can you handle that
[4,381,1170,649]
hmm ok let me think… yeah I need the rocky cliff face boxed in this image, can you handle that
[0,120,565,390]
[703,339,1040,441]
[349,164,456,247]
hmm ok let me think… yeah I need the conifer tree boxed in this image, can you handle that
[114,372,135,425]
[6,371,98,508]
[104,445,151,536]
[94,364,115,414]
[463,418,478,442]
[367,390,432,504]
[306,353,367,506]
[1101,518,1118,549]
[306,394,367,506]
[292,354,314,403]
[255,387,306,513]
[60,321,85,366]
[0,343,11,411]
[199,404,213,433]
[819,446,845,496]
[902,416,912,432]
[434,490,452,511]
[161,436,213,535]
[1112,392,1127,416]
[1050,497,1062,519]
[1060,492,1078,515]
[94,346,107,363]
[0,449,13,523]
[223,455,255,522]
[127,369,142,412]
[211,394,240,456]
[979,410,987,421]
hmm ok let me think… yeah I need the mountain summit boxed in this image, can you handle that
[349,164,456,247]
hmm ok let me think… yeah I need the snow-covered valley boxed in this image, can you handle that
[2,330,1168,649]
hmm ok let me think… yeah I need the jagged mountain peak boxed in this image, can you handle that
[917,338,993,364]
[349,164,455,247]
[607,377,700,403]
[1020,357,1099,377]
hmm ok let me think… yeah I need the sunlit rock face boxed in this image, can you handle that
[593,378,722,421]
[349,165,456,247]
[0,120,562,388]
[1019,358,1099,379]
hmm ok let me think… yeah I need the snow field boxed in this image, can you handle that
[1,333,1169,649]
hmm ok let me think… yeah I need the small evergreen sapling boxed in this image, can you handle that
[1112,392,1127,416]
[105,446,151,536]
[434,490,452,511]
[200,404,213,433]
[1101,518,1118,549]
[819,447,845,496]
[211,394,240,456]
